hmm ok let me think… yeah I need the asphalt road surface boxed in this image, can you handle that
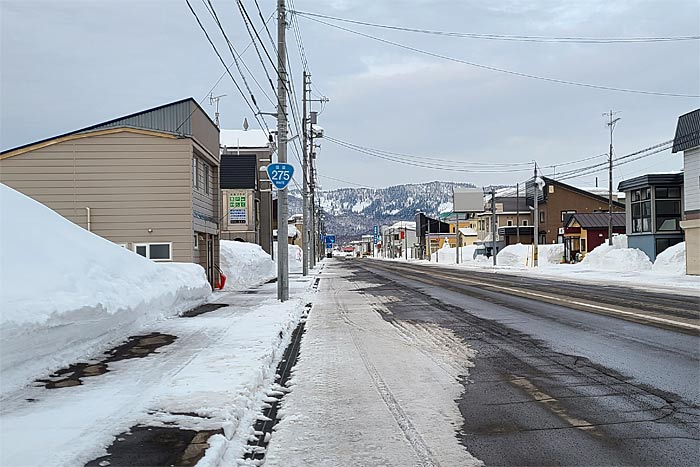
[343,258,700,466]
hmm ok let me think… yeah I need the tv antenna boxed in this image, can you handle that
[209,93,227,127]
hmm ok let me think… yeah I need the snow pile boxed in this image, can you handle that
[496,244,530,267]
[289,244,303,272]
[459,245,479,262]
[431,243,457,264]
[220,241,276,290]
[539,244,565,265]
[0,184,211,395]
[652,242,686,275]
[272,242,304,273]
[580,235,652,272]
[496,243,564,267]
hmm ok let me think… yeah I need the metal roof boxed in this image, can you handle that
[617,172,684,192]
[567,212,626,229]
[672,109,700,153]
[1,97,215,155]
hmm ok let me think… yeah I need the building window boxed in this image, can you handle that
[507,220,513,226]
[522,220,528,226]
[655,186,681,232]
[539,211,545,223]
[134,243,172,261]
[631,188,651,233]
[580,238,587,252]
[192,157,199,188]
[204,164,210,194]
[561,210,576,222]
[193,234,199,250]
[655,237,682,256]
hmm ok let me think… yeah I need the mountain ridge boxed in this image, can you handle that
[288,181,476,242]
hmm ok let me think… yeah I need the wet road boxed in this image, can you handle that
[345,258,700,466]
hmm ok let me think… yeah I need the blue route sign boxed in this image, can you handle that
[325,235,336,244]
[266,163,295,190]
[326,242,333,249]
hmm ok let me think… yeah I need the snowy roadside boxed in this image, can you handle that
[375,238,699,296]
[0,183,321,466]
[265,265,482,467]
[0,275,316,466]
[0,185,212,395]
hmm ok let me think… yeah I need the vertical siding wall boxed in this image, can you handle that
[684,148,700,215]
[0,132,194,261]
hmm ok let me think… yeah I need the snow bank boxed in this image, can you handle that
[220,240,276,290]
[652,242,686,275]
[580,235,652,272]
[496,243,564,267]
[271,242,304,273]
[0,184,211,395]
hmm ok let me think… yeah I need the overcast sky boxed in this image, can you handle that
[1,0,698,191]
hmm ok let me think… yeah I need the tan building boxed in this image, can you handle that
[476,196,534,252]
[672,109,700,275]
[0,98,222,286]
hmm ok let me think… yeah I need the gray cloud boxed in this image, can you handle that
[1,0,698,191]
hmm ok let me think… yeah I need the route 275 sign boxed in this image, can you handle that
[266,163,295,190]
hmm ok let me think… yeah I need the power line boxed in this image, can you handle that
[184,0,271,135]
[292,10,700,43]
[297,14,700,98]
[175,11,275,134]
[324,136,530,173]
[324,135,532,167]
[318,173,378,189]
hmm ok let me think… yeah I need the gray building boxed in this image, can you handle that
[0,98,222,286]
[219,129,273,255]
[671,109,700,275]
[618,173,684,261]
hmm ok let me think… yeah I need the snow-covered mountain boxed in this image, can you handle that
[289,181,476,242]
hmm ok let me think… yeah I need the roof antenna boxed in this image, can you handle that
[208,93,226,128]
[243,117,249,131]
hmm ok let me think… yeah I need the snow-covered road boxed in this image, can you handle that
[265,265,482,467]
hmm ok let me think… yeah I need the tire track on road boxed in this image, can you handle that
[328,276,440,467]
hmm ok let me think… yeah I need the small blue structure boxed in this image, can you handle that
[618,173,684,260]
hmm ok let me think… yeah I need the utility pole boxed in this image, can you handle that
[533,163,539,268]
[301,71,309,276]
[404,225,408,260]
[604,110,621,246]
[276,0,289,301]
[491,186,497,266]
[516,182,520,244]
[454,187,460,264]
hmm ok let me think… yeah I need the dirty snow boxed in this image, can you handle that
[0,184,211,395]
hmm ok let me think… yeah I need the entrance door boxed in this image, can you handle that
[207,236,214,286]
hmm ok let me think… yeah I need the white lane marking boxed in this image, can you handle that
[442,275,700,332]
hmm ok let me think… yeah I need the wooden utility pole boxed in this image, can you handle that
[604,110,621,246]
